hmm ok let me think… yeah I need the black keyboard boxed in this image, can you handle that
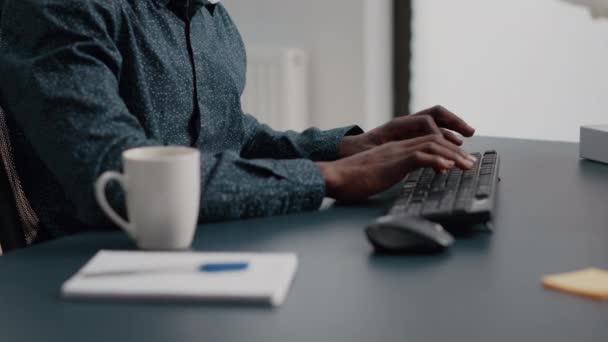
[388,151,500,232]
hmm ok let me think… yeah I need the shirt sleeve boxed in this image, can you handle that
[199,151,326,222]
[240,113,364,161]
[0,0,161,227]
[0,0,335,227]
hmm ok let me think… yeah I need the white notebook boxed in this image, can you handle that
[61,250,298,307]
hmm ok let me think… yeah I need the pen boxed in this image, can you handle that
[81,262,249,278]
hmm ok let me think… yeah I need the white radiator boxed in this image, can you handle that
[241,47,310,132]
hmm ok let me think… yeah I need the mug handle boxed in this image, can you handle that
[94,171,136,240]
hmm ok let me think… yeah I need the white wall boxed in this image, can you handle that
[413,0,608,142]
[222,0,393,131]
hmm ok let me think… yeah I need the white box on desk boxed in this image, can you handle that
[580,125,608,164]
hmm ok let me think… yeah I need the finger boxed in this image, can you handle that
[420,105,475,137]
[441,128,463,145]
[366,115,441,144]
[414,141,474,170]
[399,134,473,161]
[406,151,455,173]
[407,114,442,136]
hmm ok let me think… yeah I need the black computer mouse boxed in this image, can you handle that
[365,215,454,254]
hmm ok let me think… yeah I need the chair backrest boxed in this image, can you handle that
[0,3,41,254]
[0,103,40,253]
[0,142,25,253]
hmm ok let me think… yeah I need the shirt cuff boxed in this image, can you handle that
[268,158,327,212]
[313,125,364,161]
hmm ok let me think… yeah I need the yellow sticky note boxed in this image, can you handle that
[542,268,608,301]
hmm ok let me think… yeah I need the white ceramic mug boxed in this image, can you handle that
[94,146,200,250]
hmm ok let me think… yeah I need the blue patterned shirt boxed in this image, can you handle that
[0,0,361,237]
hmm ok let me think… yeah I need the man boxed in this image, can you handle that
[0,0,476,239]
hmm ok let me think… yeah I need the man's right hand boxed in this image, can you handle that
[316,134,476,201]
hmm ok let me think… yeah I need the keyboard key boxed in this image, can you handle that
[411,189,427,201]
[431,173,448,192]
[418,171,435,189]
[406,169,423,182]
[480,165,494,175]
[446,170,462,189]
[402,182,417,192]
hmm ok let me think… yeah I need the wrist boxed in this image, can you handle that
[316,162,342,199]
[337,134,375,159]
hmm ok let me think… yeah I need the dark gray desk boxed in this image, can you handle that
[1,137,607,341]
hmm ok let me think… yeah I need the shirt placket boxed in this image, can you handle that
[183,0,206,147]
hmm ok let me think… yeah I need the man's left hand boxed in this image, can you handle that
[338,105,476,158]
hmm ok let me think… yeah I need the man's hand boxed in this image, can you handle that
[338,105,476,158]
[318,134,477,201]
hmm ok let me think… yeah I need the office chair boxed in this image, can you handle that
[0,103,40,253]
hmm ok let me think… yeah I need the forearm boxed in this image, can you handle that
[240,113,363,161]
[199,151,326,222]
